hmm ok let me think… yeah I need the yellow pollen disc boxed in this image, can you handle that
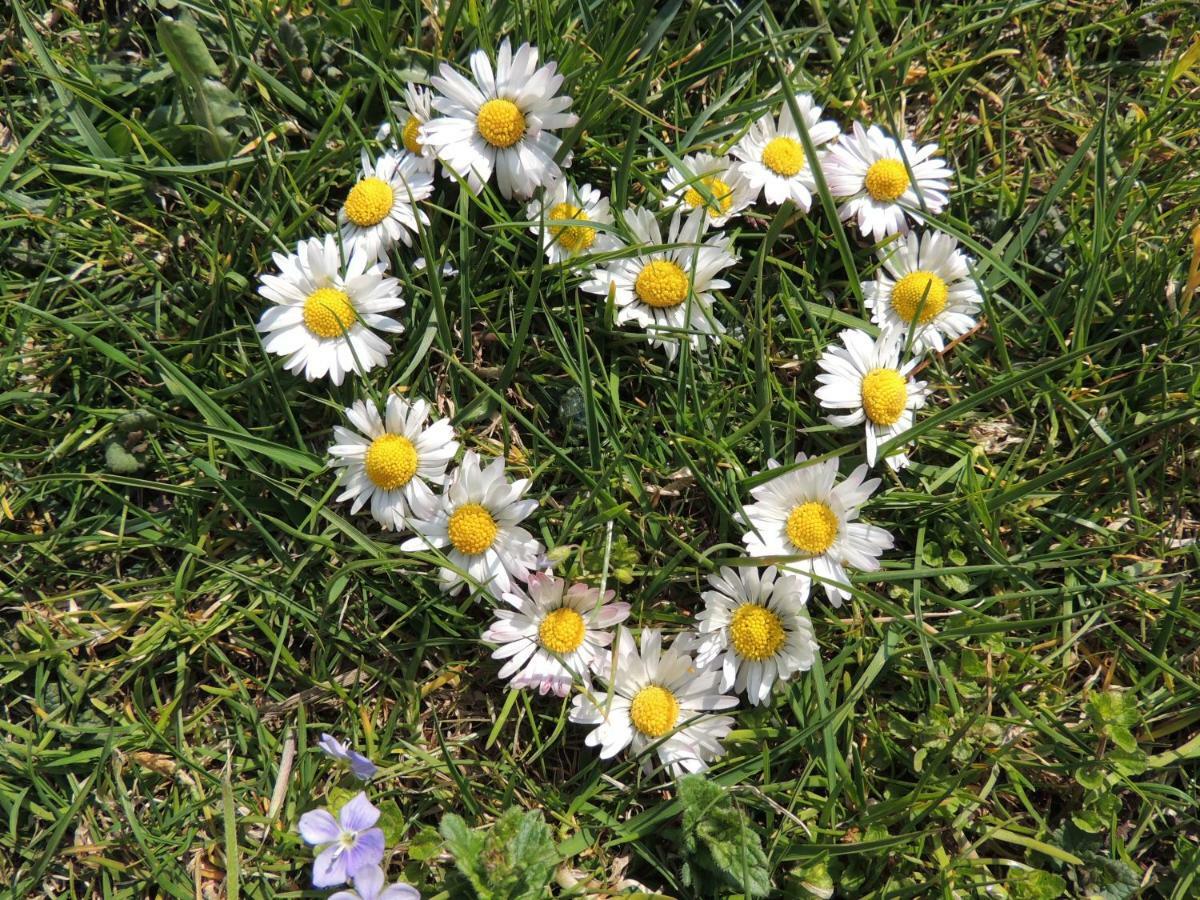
[890,270,948,324]
[538,607,586,654]
[729,604,787,661]
[762,136,805,177]
[302,288,356,339]
[860,368,909,426]
[629,685,679,739]
[364,434,419,490]
[785,501,839,555]
[547,202,596,253]
[634,260,689,309]
[447,502,498,555]
[476,98,526,148]
[401,116,423,155]
[683,175,734,216]
[343,177,395,228]
[864,158,910,202]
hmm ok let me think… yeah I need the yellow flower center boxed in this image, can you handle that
[629,684,679,739]
[447,502,498,555]
[302,288,356,339]
[860,368,909,427]
[476,98,526,148]
[538,607,586,654]
[343,177,395,228]
[683,175,734,217]
[364,434,419,490]
[634,260,689,309]
[785,501,839,555]
[729,604,787,661]
[547,202,596,254]
[761,136,805,177]
[864,159,910,202]
[401,116,423,155]
[890,271,948,324]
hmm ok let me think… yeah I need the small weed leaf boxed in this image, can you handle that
[678,774,772,898]
[440,807,558,900]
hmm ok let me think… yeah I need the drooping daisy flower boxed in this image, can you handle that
[693,566,818,706]
[822,122,953,242]
[376,84,437,172]
[338,149,433,261]
[569,628,738,778]
[482,573,630,697]
[863,229,982,354]
[815,329,929,470]
[660,153,754,227]
[328,395,459,531]
[330,865,420,900]
[526,178,620,267]
[421,40,577,199]
[317,734,378,780]
[731,92,840,211]
[256,235,404,386]
[580,208,738,362]
[400,450,542,598]
[298,792,385,888]
[740,452,894,606]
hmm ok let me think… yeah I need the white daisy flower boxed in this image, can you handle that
[693,566,818,706]
[660,153,754,228]
[822,122,953,242]
[815,329,929,470]
[327,395,459,531]
[526,178,620,267]
[579,208,738,362]
[421,40,577,199]
[376,84,437,171]
[256,235,404,386]
[569,628,738,778]
[731,92,840,211]
[864,229,982,354]
[482,573,631,697]
[740,452,894,606]
[400,450,542,598]
[338,149,433,261]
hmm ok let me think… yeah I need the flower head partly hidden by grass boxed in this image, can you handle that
[421,39,578,199]
[329,865,420,900]
[298,792,385,888]
[338,149,433,262]
[740,453,894,606]
[401,450,542,598]
[864,228,982,354]
[815,328,929,470]
[328,395,459,531]
[317,734,378,781]
[693,566,818,706]
[732,91,840,212]
[569,628,738,778]
[581,207,738,362]
[376,84,437,173]
[526,177,620,267]
[256,234,404,386]
[483,572,631,697]
[660,152,754,228]
[822,121,953,242]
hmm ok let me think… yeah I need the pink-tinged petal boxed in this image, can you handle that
[338,792,380,832]
[298,809,341,846]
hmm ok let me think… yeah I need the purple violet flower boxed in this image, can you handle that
[329,864,421,900]
[318,733,378,780]
[298,792,386,888]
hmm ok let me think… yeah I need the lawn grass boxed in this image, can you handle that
[2,0,1200,897]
